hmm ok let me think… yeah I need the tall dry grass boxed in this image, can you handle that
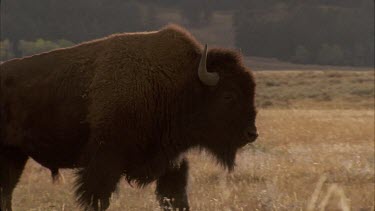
[12,110,374,210]
[11,71,375,210]
[256,71,374,109]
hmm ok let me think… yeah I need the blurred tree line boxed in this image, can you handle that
[1,0,373,66]
[234,0,374,66]
[1,0,149,58]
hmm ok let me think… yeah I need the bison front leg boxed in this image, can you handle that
[74,145,123,211]
[155,158,190,211]
[0,147,28,211]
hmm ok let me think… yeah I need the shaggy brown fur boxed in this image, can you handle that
[0,24,257,211]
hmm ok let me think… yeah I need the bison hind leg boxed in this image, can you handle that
[0,147,28,211]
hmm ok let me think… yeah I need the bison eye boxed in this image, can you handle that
[222,92,236,102]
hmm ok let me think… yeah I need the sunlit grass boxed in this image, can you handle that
[256,71,374,109]
[13,110,374,211]
[12,71,375,210]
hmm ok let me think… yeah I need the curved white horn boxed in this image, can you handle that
[198,44,219,86]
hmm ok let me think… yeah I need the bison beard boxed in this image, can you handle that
[210,147,237,171]
[0,24,257,211]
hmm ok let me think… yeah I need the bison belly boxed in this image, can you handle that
[24,106,90,169]
[6,92,90,169]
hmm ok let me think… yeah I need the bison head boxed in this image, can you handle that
[193,44,258,170]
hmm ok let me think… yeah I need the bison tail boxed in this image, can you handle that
[0,103,4,147]
[0,108,2,147]
[51,168,65,184]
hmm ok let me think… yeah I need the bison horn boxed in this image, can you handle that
[198,44,219,86]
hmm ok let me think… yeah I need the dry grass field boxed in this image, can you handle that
[255,70,374,109]
[11,69,374,210]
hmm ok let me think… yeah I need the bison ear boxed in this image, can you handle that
[198,44,219,86]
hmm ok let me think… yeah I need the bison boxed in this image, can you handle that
[0,24,258,211]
